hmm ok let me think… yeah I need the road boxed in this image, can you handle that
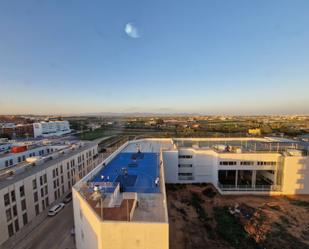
[10,203,75,249]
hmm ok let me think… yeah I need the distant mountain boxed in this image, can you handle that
[72,112,201,117]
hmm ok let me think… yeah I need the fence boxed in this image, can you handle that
[218,183,281,191]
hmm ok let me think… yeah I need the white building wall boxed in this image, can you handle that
[162,151,178,183]
[0,146,61,170]
[33,121,71,138]
[194,150,218,184]
[0,144,98,246]
[282,156,309,195]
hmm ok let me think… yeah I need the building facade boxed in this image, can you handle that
[33,121,71,138]
[0,141,100,245]
[73,137,309,249]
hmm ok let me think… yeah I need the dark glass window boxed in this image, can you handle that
[11,190,16,202]
[6,209,12,222]
[32,179,37,190]
[12,205,17,216]
[14,219,19,232]
[22,213,28,226]
[20,186,25,197]
[8,223,14,237]
[4,193,10,206]
[21,199,27,211]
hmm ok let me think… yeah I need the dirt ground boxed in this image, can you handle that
[166,184,309,249]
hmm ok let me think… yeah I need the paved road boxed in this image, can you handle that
[10,203,75,249]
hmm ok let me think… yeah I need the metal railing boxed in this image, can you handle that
[218,183,281,191]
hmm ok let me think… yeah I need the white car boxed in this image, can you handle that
[48,203,65,216]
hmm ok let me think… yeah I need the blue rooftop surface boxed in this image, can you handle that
[92,152,160,193]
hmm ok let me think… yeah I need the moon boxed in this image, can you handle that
[124,23,140,38]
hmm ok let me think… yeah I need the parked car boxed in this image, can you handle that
[48,203,65,216]
[63,193,72,203]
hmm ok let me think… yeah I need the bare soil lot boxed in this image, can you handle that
[166,184,309,249]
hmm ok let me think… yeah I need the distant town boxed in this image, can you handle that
[1,114,308,141]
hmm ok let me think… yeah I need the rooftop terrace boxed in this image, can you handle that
[76,143,168,223]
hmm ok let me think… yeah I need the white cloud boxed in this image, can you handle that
[124,23,140,38]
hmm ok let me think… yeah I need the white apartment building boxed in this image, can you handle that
[73,137,309,249]
[0,143,65,170]
[0,141,100,246]
[33,121,71,138]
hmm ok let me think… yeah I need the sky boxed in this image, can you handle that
[0,0,309,115]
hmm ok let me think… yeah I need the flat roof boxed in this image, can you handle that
[0,142,96,190]
[92,152,160,193]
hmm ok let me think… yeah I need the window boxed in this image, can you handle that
[8,223,14,237]
[61,175,64,184]
[178,155,193,159]
[21,199,27,211]
[22,213,28,226]
[14,219,19,232]
[4,193,10,206]
[6,209,12,222]
[34,192,38,202]
[19,186,25,197]
[62,185,65,194]
[43,174,47,183]
[12,205,17,216]
[219,161,237,166]
[178,173,194,180]
[9,159,13,165]
[11,190,16,202]
[178,173,193,176]
[178,164,193,168]
[42,200,45,210]
[240,161,254,166]
[40,188,44,197]
[5,160,9,167]
[32,179,37,190]
[53,180,57,189]
[40,176,43,186]
[45,197,49,206]
[54,191,57,200]
[60,165,63,174]
[35,204,40,216]
[257,161,277,166]
[44,185,48,195]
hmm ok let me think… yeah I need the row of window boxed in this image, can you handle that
[4,186,24,207]
[178,155,193,159]
[219,161,237,165]
[178,173,194,180]
[219,161,277,166]
[4,148,53,167]
[178,164,193,168]
[7,213,28,237]
[257,161,277,166]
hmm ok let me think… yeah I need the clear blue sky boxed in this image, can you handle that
[0,0,309,115]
